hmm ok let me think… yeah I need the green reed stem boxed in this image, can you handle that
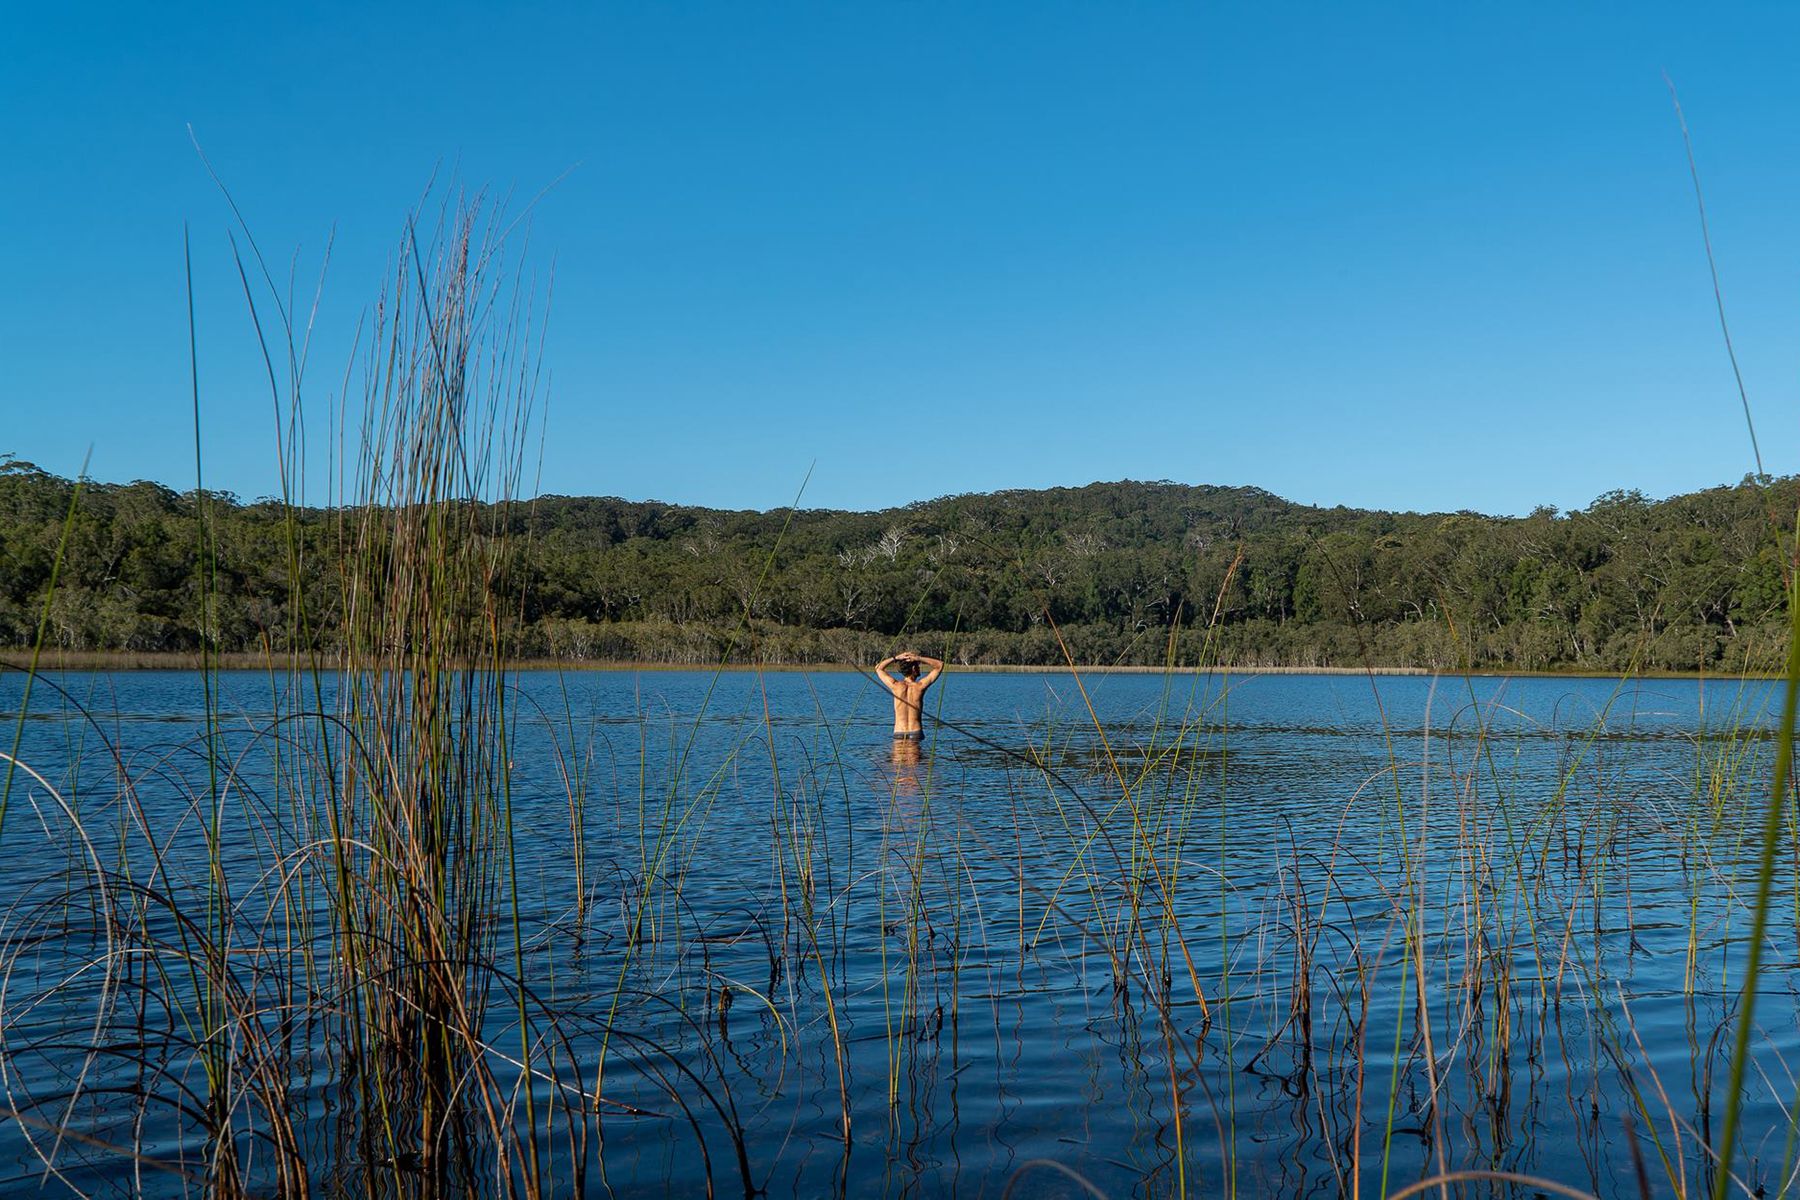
[1710,569,1800,1200]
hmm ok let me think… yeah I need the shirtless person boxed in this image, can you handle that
[875,650,943,741]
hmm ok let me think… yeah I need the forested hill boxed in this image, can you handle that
[1,457,1794,672]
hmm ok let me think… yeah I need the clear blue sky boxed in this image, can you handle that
[8,2,1800,516]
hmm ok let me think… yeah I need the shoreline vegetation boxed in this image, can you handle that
[11,647,1800,680]
[0,462,1794,676]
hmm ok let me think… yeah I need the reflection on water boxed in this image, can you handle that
[889,735,923,795]
[0,668,1795,1198]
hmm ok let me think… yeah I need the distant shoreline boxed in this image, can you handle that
[0,650,1781,682]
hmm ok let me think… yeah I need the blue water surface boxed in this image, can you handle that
[0,668,1792,1198]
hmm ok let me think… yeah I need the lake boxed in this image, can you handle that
[1,667,1794,1198]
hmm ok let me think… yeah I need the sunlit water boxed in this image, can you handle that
[2,668,1796,1198]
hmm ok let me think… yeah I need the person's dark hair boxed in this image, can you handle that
[900,661,920,679]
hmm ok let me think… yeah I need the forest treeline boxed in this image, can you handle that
[1,455,1794,672]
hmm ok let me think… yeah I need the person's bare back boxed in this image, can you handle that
[875,650,943,739]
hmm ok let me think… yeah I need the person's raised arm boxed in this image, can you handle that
[914,654,945,687]
[874,654,899,682]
